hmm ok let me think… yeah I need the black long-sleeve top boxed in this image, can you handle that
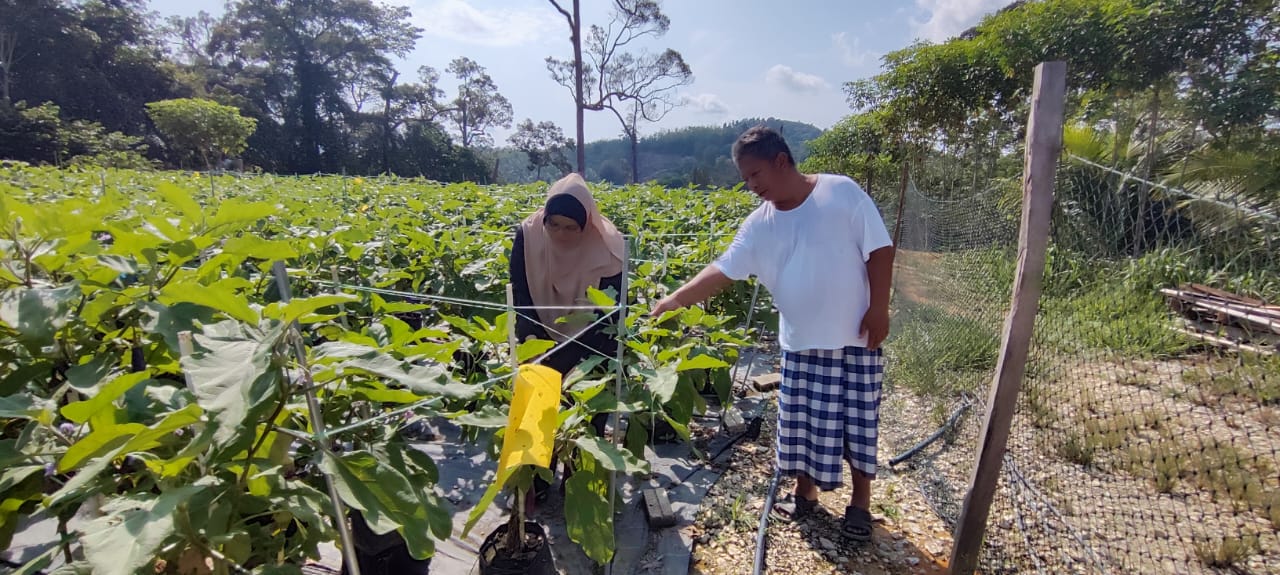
[509,226,622,375]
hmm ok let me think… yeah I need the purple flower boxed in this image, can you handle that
[174,427,185,437]
[58,423,76,437]
[44,462,56,478]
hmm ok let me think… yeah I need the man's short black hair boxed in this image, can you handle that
[732,125,795,166]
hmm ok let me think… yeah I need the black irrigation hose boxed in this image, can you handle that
[752,470,782,575]
[888,399,973,467]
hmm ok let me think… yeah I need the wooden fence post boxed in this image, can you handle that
[949,61,1066,575]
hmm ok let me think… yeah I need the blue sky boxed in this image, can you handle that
[149,0,1009,143]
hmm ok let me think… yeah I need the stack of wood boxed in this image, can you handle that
[1160,283,1280,355]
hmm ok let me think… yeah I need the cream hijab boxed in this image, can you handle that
[519,173,626,342]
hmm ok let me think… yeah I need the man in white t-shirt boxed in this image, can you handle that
[651,125,894,542]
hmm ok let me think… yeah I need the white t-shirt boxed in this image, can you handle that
[713,174,893,352]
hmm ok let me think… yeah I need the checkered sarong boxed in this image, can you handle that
[776,346,884,490]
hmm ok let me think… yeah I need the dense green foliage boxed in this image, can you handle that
[0,165,764,571]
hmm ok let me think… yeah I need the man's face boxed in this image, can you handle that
[736,153,786,204]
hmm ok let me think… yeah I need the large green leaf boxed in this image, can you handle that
[453,403,507,428]
[183,333,280,447]
[48,449,120,509]
[0,284,79,347]
[676,354,729,371]
[221,236,299,261]
[0,394,49,420]
[208,199,276,229]
[645,365,679,404]
[159,280,258,324]
[156,182,202,220]
[138,301,216,358]
[61,371,154,424]
[320,451,444,560]
[81,485,206,575]
[564,461,614,564]
[267,293,357,325]
[572,436,649,475]
[516,338,557,363]
[59,422,146,472]
[335,353,479,399]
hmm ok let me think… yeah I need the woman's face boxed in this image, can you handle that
[544,214,585,248]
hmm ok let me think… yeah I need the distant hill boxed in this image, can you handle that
[493,117,824,187]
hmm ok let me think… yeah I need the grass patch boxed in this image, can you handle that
[1118,436,1275,513]
[1181,352,1280,407]
[1042,284,1194,358]
[1195,535,1259,568]
[887,300,1000,403]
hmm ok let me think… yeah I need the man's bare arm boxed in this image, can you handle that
[861,245,895,348]
[867,246,894,311]
[651,265,734,316]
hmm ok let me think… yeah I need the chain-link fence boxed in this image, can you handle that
[885,152,1280,574]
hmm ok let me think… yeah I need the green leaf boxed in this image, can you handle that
[320,451,444,560]
[677,354,729,371]
[81,485,206,575]
[208,199,275,229]
[8,543,60,575]
[221,235,299,261]
[138,302,216,357]
[61,371,154,424]
[59,422,146,472]
[48,449,120,509]
[516,338,557,363]
[183,334,281,447]
[564,462,615,564]
[118,403,202,454]
[271,293,357,325]
[572,436,649,475]
[159,280,258,324]
[156,183,203,226]
[0,465,43,496]
[336,354,479,400]
[65,355,116,393]
[586,286,617,308]
[0,394,47,420]
[0,284,79,347]
[454,403,507,428]
[646,366,679,404]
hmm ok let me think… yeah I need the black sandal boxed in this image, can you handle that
[842,505,873,542]
[770,494,818,522]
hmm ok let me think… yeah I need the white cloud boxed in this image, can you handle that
[681,93,729,115]
[912,0,1007,43]
[413,0,559,47]
[765,65,829,93]
[832,32,875,68]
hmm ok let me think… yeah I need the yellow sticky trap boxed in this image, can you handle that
[497,364,563,473]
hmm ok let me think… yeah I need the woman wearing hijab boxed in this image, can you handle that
[509,173,626,510]
[510,172,626,379]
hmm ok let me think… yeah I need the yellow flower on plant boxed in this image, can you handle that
[358,204,370,213]
[353,177,364,185]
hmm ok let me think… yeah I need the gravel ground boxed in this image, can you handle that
[688,388,955,575]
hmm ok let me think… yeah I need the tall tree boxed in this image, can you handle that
[508,119,573,180]
[0,0,179,134]
[146,98,257,169]
[443,57,512,148]
[209,0,421,173]
[547,0,691,180]
[545,0,585,173]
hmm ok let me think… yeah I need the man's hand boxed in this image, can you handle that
[650,294,684,317]
[649,266,733,318]
[860,305,890,350]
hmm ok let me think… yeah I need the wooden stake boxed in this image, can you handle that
[949,61,1066,575]
[270,261,362,575]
